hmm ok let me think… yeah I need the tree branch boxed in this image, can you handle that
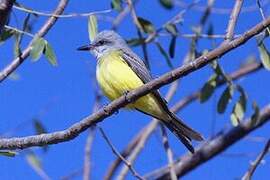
[0,0,69,83]
[0,0,14,34]
[98,127,144,180]
[242,139,270,180]
[0,17,269,150]
[143,105,270,179]
[225,0,243,40]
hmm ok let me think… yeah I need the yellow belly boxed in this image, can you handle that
[96,51,164,118]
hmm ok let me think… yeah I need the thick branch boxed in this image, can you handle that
[144,105,270,179]
[0,0,69,82]
[0,0,14,34]
[0,17,269,150]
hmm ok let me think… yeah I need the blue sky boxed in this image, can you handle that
[0,0,270,179]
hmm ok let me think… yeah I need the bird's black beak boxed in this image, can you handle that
[77,44,94,51]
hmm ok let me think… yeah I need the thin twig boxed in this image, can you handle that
[174,0,270,14]
[14,5,112,18]
[5,25,35,37]
[83,92,101,180]
[126,0,144,33]
[257,0,270,35]
[225,0,243,40]
[104,132,142,180]
[160,125,177,180]
[111,0,139,30]
[98,127,145,180]
[83,128,95,180]
[0,17,269,150]
[242,139,270,180]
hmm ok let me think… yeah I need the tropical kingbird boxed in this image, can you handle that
[78,30,203,153]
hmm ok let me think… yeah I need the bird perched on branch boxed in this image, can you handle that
[78,30,203,153]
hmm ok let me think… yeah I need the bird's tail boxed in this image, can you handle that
[162,113,204,153]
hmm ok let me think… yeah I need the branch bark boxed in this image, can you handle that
[0,0,14,34]
[144,105,270,179]
[242,139,270,180]
[0,17,269,150]
[0,0,69,82]
[225,0,243,40]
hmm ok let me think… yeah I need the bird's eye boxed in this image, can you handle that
[98,40,106,46]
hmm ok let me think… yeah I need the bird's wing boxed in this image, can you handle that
[121,49,170,112]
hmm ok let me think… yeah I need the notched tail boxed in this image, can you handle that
[162,113,204,153]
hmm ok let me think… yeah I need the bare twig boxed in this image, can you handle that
[144,105,270,179]
[13,5,112,18]
[0,0,69,82]
[104,131,142,180]
[83,128,95,180]
[126,0,144,33]
[225,0,243,40]
[242,139,270,180]
[160,125,177,180]
[111,0,139,30]
[5,25,35,37]
[0,0,14,33]
[174,0,270,14]
[0,17,269,150]
[257,0,270,35]
[98,127,145,180]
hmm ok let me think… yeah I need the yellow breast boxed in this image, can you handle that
[96,51,144,100]
[96,50,164,117]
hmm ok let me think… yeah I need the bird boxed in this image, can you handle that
[77,30,203,153]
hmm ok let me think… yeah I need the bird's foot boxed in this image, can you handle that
[123,90,131,103]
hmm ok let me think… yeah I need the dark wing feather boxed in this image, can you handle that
[121,49,170,112]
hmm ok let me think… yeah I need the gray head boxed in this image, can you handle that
[77,30,127,59]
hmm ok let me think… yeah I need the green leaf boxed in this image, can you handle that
[0,151,17,157]
[159,0,173,9]
[169,36,176,58]
[30,37,46,61]
[217,85,234,114]
[126,38,145,47]
[251,101,260,126]
[0,29,14,43]
[8,72,20,80]
[111,0,123,11]
[44,41,57,66]
[230,86,247,126]
[207,23,214,37]
[14,33,22,57]
[26,152,42,169]
[33,119,47,135]
[257,41,270,70]
[155,42,173,69]
[237,85,247,113]
[200,74,218,103]
[138,17,155,34]
[230,113,239,127]
[88,15,98,42]
[165,24,178,36]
